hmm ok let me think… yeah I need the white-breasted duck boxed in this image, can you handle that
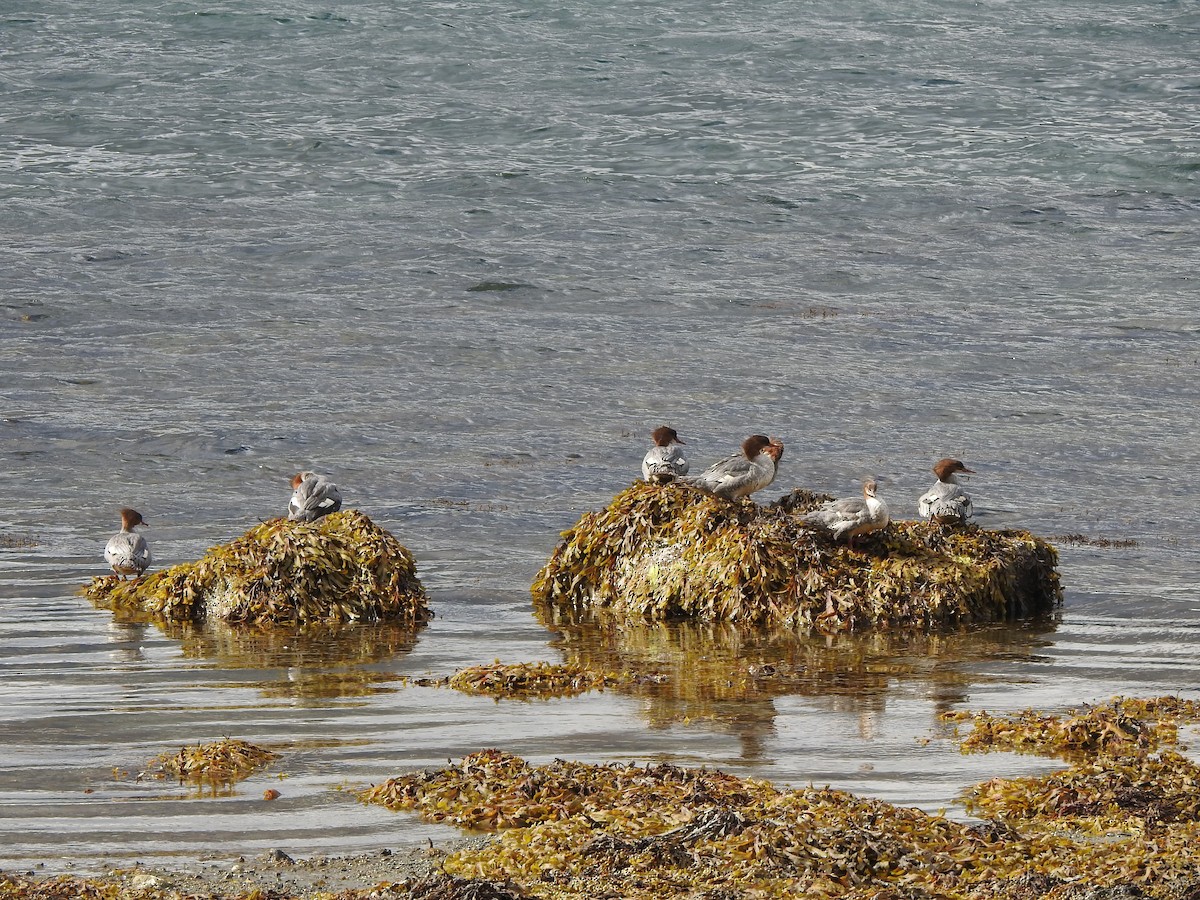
[104,507,151,579]
[803,480,889,548]
[918,458,975,524]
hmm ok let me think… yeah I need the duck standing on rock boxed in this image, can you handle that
[287,471,342,522]
[678,434,784,500]
[104,507,151,579]
[641,426,689,484]
[918,458,975,524]
[803,480,889,549]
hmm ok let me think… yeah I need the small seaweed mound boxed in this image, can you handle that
[448,662,614,700]
[532,482,1060,632]
[84,510,429,626]
[360,748,780,832]
[146,738,278,787]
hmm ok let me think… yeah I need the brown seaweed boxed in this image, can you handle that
[144,738,279,788]
[944,696,1200,761]
[360,718,1200,900]
[447,662,616,700]
[10,696,1200,898]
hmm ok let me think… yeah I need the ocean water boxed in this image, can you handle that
[2,0,1199,871]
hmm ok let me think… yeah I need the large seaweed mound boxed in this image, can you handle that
[532,482,1060,632]
[85,510,429,626]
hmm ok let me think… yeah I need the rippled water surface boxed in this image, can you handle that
[3,0,1199,871]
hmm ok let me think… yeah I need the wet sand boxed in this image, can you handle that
[4,838,495,899]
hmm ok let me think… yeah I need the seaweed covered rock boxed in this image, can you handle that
[532,482,1060,632]
[85,510,429,626]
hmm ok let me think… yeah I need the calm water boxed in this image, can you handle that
[3,0,1200,872]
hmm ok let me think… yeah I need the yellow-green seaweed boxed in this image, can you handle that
[360,723,1200,900]
[532,482,1061,632]
[940,695,1200,843]
[83,510,428,627]
[447,661,616,699]
[966,748,1200,836]
[145,738,279,787]
[953,695,1200,862]
[944,695,1200,761]
[11,697,1200,899]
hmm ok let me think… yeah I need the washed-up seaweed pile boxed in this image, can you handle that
[969,748,1200,838]
[0,875,122,899]
[447,662,615,700]
[949,696,1200,847]
[532,482,1060,632]
[944,695,1200,761]
[11,700,1200,900]
[359,732,1200,900]
[144,738,279,787]
[84,511,429,626]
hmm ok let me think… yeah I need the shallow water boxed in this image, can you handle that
[3,0,1200,872]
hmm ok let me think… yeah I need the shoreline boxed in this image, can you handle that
[7,704,1200,900]
[3,838,496,898]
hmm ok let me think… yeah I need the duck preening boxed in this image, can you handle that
[287,471,343,522]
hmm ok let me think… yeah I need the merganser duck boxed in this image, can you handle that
[641,426,689,484]
[678,434,783,500]
[803,480,889,548]
[918,458,975,524]
[104,507,151,579]
[287,471,342,522]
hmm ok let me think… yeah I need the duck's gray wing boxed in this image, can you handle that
[803,497,867,533]
[677,450,741,491]
[288,477,342,521]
